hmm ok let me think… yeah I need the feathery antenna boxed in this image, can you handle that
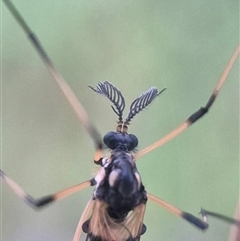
[125,87,166,124]
[89,81,125,122]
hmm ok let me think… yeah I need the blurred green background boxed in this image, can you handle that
[1,1,239,241]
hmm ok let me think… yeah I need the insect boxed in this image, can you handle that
[3,0,238,240]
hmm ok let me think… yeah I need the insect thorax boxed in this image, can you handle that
[95,151,147,220]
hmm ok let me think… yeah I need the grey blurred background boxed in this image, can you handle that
[1,1,239,241]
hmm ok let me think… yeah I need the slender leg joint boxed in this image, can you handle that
[90,178,97,186]
[200,208,240,226]
[26,194,55,209]
[188,107,208,124]
[93,144,104,166]
[182,211,209,230]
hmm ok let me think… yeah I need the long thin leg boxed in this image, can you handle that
[200,208,240,226]
[2,0,103,152]
[136,44,240,159]
[147,193,208,230]
[0,170,93,209]
[73,198,94,241]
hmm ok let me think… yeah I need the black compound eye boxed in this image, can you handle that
[128,134,138,150]
[103,132,138,151]
[103,131,118,150]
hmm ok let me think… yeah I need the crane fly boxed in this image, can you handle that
[1,1,239,241]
